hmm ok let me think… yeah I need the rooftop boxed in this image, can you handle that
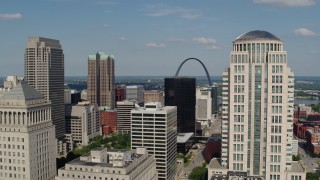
[177,132,194,143]
[0,81,44,102]
[235,30,281,42]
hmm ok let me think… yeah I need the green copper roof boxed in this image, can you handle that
[88,52,115,61]
[88,55,96,60]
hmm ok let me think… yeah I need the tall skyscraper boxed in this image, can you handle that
[131,102,177,180]
[214,30,305,179]
[0,82,56,179]
[87,52,115,109]
[24,37,65,139]
[165,77,195,133]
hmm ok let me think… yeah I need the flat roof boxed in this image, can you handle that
[177,132,194,143]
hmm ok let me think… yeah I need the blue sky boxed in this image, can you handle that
[0,0,319,76]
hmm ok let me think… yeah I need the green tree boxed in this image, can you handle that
[292,154,301,161]
[306,172,319,180]
[188,166,208,180]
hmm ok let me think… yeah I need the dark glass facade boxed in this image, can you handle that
[165,77,195,133]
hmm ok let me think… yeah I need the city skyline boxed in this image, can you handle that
[0,0,319,77]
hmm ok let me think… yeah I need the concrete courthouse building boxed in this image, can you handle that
[0,82,56,179]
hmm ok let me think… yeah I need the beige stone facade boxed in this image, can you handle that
[0,82,56,179]
[65,102,101,146]
[144,90,164,104]
[217,30,305,180]
[55,147,157,180]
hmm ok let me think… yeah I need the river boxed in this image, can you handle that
[295,99,320,105]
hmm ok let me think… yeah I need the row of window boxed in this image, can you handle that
[234,115,245,122]
[234,65,245,73]
[272,75,283,83]
[233,153,244,161]
[272,65,283,73]
[271,135,282,143]
[270,155,281,163]
[234,75,245,83]
[0,137,24,142]
[234,95,244,103]
[233,134,244,142]
[270,145,282,153]
[234,125,244,132]
[234,105,245,113]
[271,126,282,133]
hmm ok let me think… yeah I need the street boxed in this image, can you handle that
[178,144,206,179]
[298,141,319,173]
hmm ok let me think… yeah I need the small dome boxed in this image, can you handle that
[235,30,281,42]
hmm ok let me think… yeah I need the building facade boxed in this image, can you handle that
[218,30,305,179]
[87,52,115,109]
[56,147,157,180]
[126,85,144,105]
[196,87,212,126]
[100,109,117,135]
[115,85,126,103]
[0,82,56,179]
[131,102,177,180]
[116,100,136,133]
[65,102,101,146]
[24,37,65,139]
[165,77,195,133]
[144,90,164,105]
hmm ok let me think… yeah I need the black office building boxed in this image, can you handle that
[165,77,196,133]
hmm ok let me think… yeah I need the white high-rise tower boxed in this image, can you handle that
[215,30,305,179]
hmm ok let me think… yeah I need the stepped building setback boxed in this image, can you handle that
[55,147,157,180]
[0,82,56,179]
[87,52,115,109]
[24,37,65,139]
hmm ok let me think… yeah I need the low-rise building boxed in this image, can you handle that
[306,127,320,154]
[100,108,117,135]
[55,147,157,180]
[126,85,144,105]
[144,90,164,104]
[177,133,194,154]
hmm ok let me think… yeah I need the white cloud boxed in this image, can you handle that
[167,38,186,43]
[120,36,127,41]
[206,45,219,50]
[146,43,165,48]
[192,37,217,45]
[253,0,315,7]
[145,4,203,20]
[294,27,317,37]
[180,13,202,20]
[0,13,23,20]
[192,37,219,50]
